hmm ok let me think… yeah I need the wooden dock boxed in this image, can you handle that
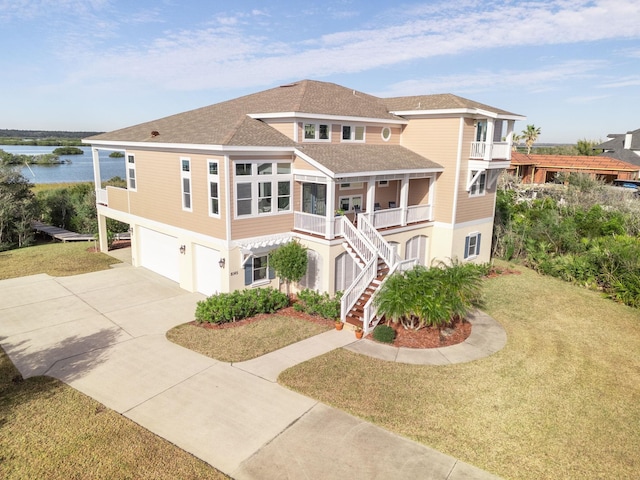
[32,221,95,242]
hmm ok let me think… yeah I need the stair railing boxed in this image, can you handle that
[341,215,376,264]
[340,256,378,323]
[357,214,399,268]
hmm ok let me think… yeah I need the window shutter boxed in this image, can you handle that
[464,236,470,259]
[244,259,253,285]
[476,234,481,254]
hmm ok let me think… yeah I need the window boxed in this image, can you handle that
[377,180,389,187]
[405,235,427,266]
[464,233,481,259]
[244,254,275,285]
[234,161,293,217]
[181,158,192,211]
[127,154,136,190]
[339,182,363,190]
[339,195,362,212]
[303,123,330,141]
[208,160,219,216]
[381,127,391,142]
[469,170,487,196]
[342,125,365,142]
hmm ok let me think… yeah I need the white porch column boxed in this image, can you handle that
[366,178,376,218]
[97,212,108,253]
[506,120,515,160]
[400,174,410,226]
[484,119,495,161]
[325,179,336,239]
[92,147,101,191]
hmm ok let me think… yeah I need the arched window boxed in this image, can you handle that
[299,249,322,291]
[405,235,428,265]
[335,251,359,292]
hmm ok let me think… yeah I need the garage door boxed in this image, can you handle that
[193,245,221,295]
[138,227,179,282]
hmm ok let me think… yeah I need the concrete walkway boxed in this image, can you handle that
[0,263,504,480]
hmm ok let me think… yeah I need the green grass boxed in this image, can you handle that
[168,315,332,362]
[0,242,118,279]
[0,348,229,480]
[279,262,640,480]
[30,181,91,194]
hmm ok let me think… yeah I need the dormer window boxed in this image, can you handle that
[304,123,330,141]
[342,125,365,142]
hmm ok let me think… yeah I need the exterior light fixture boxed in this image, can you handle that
[179,245,186,254]
[218,258,226,268]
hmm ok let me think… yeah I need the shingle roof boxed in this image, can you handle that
[296,144,442,175]
[511,152,639,171]
[594,129,640,167]
[383,93,522,117]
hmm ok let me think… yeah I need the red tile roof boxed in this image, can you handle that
[511,152,639,171]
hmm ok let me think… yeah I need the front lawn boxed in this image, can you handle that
[279,262,640,480]
[0,242,118,279]
[168,313,332,362]
[0,348,229,480]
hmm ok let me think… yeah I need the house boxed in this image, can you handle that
[84,80,524,331]
[596,129,640,168]
[509,152,639,184]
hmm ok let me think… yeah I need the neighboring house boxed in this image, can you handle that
[596,129,640,168]
[84,80,524,331]
[509,152,639,184]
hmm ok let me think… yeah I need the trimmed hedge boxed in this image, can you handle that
[372,324,396,344]
[195,287,289,324]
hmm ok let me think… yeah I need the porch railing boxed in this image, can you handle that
[341,216,375,265]
[406,204,432,223]
[294,212,326,236]
[470,141,511,161]
[370,207,402,229]
[96,188,108,206]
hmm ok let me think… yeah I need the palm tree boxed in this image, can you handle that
[522,124,541,154]
[511,133,521,152]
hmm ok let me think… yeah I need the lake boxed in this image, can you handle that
[1,145,125,184]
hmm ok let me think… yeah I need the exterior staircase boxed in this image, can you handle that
[344,257,389,328]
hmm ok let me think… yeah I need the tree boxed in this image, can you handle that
[522,124,541,154]
[0,165,37,250]
[576,138,602,156]
[511,133,522,151]
[268,240,308,297]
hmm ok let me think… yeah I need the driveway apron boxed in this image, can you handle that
[0,266,501,480]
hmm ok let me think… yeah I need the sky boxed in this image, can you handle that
[1,0,639,143]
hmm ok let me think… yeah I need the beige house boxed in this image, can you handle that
[84,80,525,332]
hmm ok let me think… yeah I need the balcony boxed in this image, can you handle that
[294,204,432,238]
[470,142,511,161]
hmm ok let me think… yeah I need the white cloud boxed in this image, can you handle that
[599,76,640,88]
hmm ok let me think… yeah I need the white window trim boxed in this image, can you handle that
[469,170,487,197]
[381,127,391,142]
[234,161,293,218]
[207,160,220,218]
[464,232,481,260]
[338,195,363,212]
[339,182,364,191]
[302,122,331,142]
[341,124,366,143]
[180,157,192,212]
[126,153,137,191]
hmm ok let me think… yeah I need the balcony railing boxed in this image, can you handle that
[96,188,108,206]
[470,141,511,161]
[406,204,432,224]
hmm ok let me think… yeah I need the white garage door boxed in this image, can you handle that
[138,227,179,282]
[193,245,221,296]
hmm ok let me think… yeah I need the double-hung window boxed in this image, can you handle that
[303,123,330,141]
[341,125,365,142]
[181,158,192,211]
[234,161,293,217]
[244,253,276,286]
[469,170,487,196]
[208,160,220,217]
[464,233,481,259]
[127,154,136,190]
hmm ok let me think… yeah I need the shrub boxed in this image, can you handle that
[294,289,342,319]
[372,324,396,344]
[194,287,288,324]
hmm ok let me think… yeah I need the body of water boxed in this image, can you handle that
[1,145,125,184]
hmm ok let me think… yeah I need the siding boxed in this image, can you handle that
[106,186,129,212]
[400,117,462,223]
[126,150,227,239]
[264,120,295,140]
[408,178,430,205]
[374,180,399,208]
[366,125,401,145]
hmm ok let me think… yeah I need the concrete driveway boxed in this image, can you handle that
[0,265,501,480]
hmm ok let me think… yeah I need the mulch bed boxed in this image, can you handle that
[372,318,472,349]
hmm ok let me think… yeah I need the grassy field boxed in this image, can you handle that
[279,262,640,480]
[0,242,117,280]
[168,315,332,362]
[0,349,229,479]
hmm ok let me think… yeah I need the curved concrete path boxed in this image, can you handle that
[0,264,504,480]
